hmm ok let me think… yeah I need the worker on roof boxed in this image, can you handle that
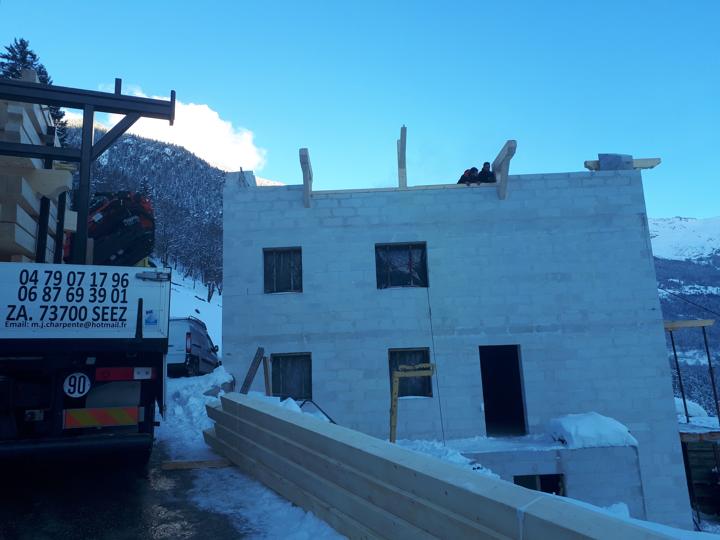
[457,167,479,185]
[477,162,496,183]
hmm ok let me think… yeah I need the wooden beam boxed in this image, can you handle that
[239,347,265,394]
[300,148,313,208]
[397,125,407,188]
[584,158,661,171]
[492,140,517,200]
[161,458,231,471]
[664,319,715,331]
[679,431,720,443]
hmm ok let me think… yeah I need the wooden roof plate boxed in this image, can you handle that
[664,319,715,331]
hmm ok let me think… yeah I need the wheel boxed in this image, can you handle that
[187,358,200,377]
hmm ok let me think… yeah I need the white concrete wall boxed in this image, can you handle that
[223,171,691,527]
[466,446,646,519]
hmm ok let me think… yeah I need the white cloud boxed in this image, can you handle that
[97,88,266,172]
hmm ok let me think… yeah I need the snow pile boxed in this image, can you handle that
[563,496,715,539]
[190,468,342,540]
[676,397,709,420]
[547,412,638,449]
[649,216,720,260]
[158,370,342,538]
[396,439,498,478]
[156,366,234,460]
[245,392,331,421]
[168,269,222,355]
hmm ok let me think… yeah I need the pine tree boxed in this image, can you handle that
[0,38,67,145]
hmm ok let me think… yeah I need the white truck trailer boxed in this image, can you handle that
[0,263,170,463]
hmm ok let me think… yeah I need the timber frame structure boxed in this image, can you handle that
[0,76,175,263]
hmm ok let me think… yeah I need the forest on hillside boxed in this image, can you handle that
[65,127,225,296]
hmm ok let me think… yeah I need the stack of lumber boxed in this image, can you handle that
[0,69,77,262]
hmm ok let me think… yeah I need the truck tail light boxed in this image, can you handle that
[95,367,156,381]
[186,332,192,353]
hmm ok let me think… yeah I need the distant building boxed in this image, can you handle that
[222,151,691,528]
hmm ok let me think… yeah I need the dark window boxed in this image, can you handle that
[514,474,565,496]
[375,243,428,289]
[264,248,302,293]
[271,353,312,400]
[479,345,527,436]
[388,348,432,397]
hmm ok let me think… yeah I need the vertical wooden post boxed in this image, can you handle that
[702,327,720,421]
[397,125,407,188]
[389,373,400,443]
[300,148,313,208]
[262,356,272,396]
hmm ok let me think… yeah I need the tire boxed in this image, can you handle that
[187,358,200,377]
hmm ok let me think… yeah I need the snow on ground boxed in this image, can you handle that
[547,412,638,449]
[649,216,720,260]
[158,370,343,539]
[190,469,341,540]
[168,268,223,355]
[156,366,234,460]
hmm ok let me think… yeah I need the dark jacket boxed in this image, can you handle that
[477,169,496,183]
[458,170,479,184]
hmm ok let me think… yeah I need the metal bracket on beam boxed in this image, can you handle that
[91,113,141,161]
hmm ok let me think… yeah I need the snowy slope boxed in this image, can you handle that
[649,216,720,261]
[168,269,222,355]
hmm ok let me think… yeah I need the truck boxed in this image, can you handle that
[0,262,170,464]
[0,71,176,465]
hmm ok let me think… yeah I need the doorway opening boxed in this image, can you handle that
[479,345,527,436]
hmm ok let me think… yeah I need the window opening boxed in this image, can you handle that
[389,348,432,397]
[264,247,302,293]
[375,243,428,289]
[271,353,312,400]
[514,474,565,496]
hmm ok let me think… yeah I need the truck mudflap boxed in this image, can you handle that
[0,432,153,460]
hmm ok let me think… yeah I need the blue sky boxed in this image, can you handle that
[1,0,718,217]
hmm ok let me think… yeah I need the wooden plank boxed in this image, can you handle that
[262,356,272,396]
[161,458,231,471]
[0,222,35,257]
[680,431,720,442]
[665,319,715,330]
[0,175,41,216]
[584,158,661,171]
[239,347,265,394]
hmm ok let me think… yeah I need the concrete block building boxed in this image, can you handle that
[222,157,692,528]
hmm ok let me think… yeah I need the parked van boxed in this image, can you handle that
[167,317,220,377]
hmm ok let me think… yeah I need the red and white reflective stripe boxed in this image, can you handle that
[95,367,155,381]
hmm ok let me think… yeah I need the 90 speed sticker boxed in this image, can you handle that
[63,373,91,398]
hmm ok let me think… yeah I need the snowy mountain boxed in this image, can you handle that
[649,217,720,262]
